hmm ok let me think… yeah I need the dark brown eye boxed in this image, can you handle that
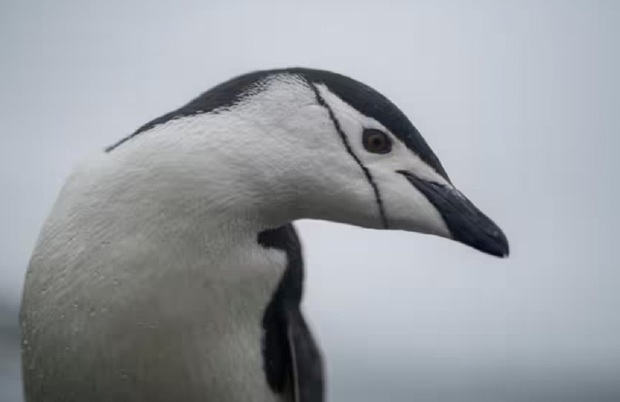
[362,128,392,154]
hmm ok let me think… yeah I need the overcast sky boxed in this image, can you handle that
[1,1,619,401]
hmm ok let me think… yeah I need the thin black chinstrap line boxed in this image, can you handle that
[309,83,389,229]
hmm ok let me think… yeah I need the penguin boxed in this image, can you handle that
[20,68,509,402]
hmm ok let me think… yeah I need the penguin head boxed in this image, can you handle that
[109,68,508,257]
[296,69,508,257]
[301,69,508,257]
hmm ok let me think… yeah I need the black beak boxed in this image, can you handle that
[398,171,509,258]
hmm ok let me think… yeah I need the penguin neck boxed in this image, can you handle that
[100,75,322,232]
[35,117,298,327]
[102,118,295,234]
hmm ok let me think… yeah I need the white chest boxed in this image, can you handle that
[127,239,288,401]
[23,218,289,402]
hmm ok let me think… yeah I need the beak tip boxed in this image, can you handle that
[452,222,510,258]
[480,229,510,258]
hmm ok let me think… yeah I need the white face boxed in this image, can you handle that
[302,84,452,238]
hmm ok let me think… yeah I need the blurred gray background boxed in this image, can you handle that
[1,1,619,401]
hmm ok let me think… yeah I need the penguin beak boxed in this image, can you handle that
[397,171,509,258]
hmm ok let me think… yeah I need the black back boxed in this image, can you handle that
[259,225,324,402]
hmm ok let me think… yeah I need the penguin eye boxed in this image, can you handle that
[362,128,392,154]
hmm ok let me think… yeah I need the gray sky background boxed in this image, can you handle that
[1,1,619,401]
